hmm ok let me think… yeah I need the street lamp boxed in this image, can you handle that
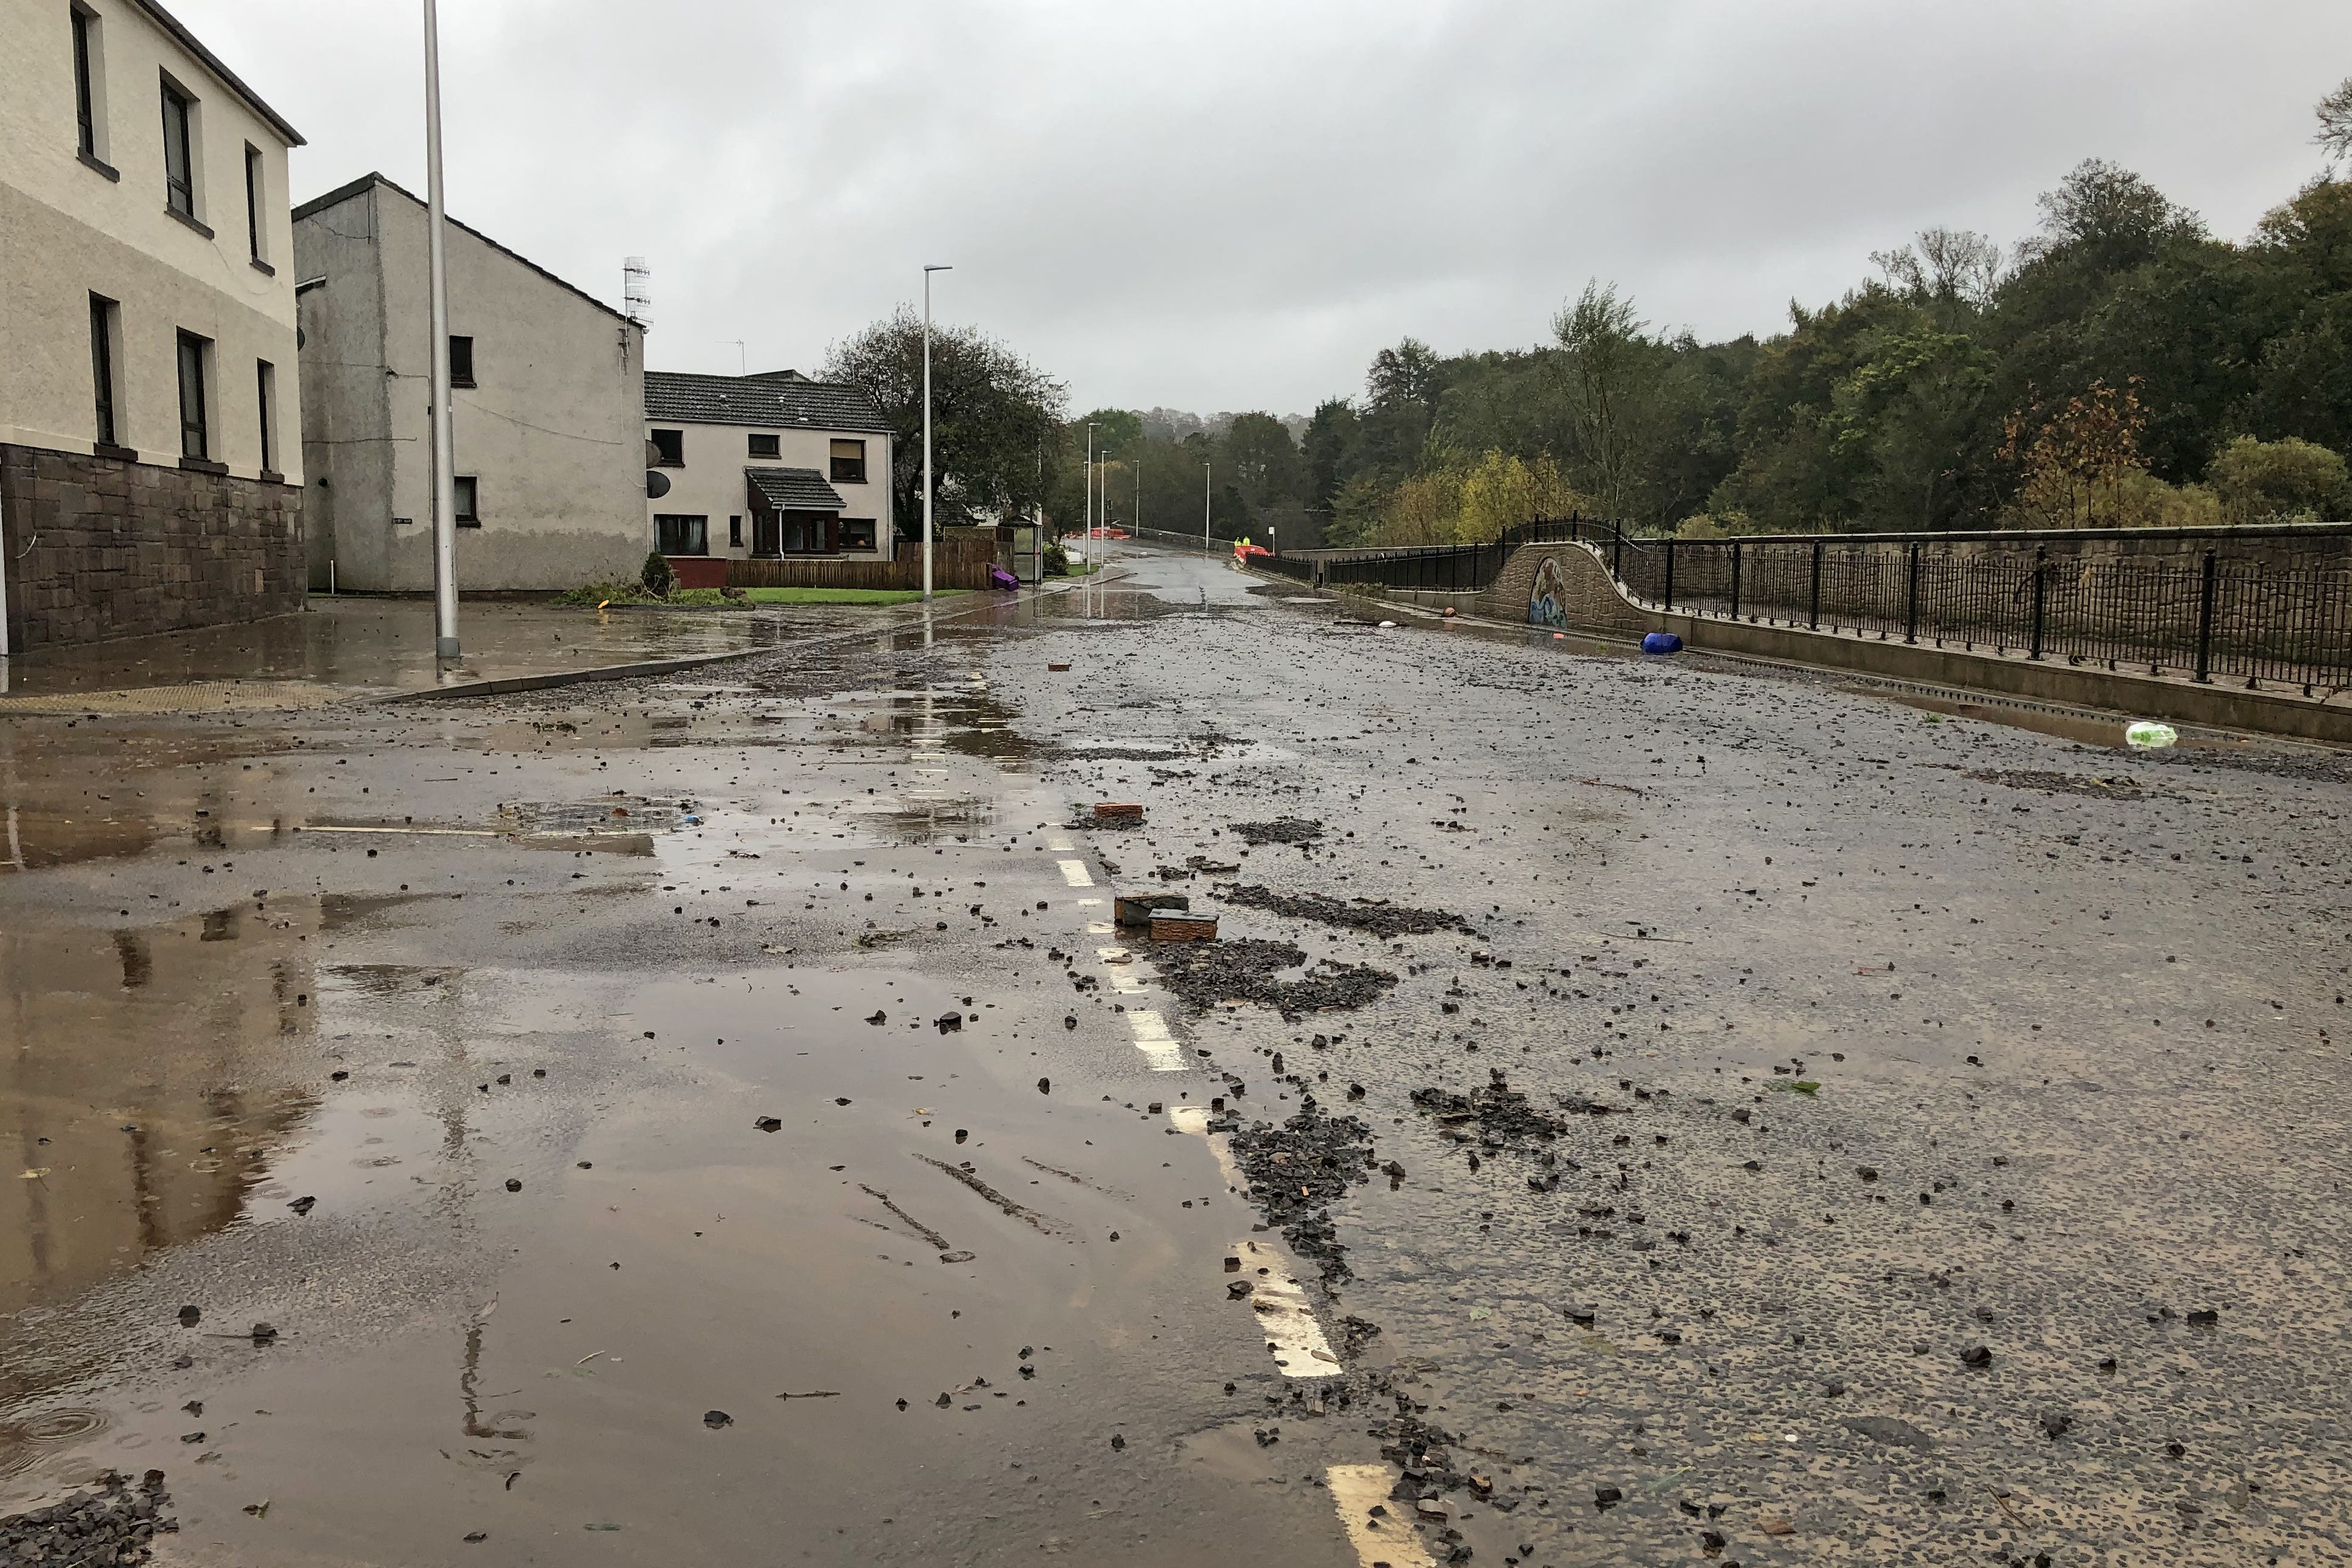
[422,0,459,660]
[1084,421,1097,589]
[921,265,951,601]
[1201,462,1211,552]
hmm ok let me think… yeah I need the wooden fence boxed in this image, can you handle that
[725,531,1007,591]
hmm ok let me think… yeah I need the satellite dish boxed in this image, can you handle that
[646,470,671,499]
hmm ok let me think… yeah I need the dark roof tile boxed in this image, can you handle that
[745,467,848,512]
[646,372,890,434]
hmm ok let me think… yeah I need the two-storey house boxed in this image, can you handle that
[644,371,895,577]
[0,0,306,648]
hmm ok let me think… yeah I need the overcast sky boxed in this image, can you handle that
[178,0,2350,418]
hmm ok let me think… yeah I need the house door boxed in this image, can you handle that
[753,512,781,557]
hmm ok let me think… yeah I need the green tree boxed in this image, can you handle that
[1302,398,1362,518]
[2208,434,2351,520]
[1359,338,1446,479]
[1552,281,1655,518]
[820,307,1067,535]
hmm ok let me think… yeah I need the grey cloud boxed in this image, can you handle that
[178,0,2351,413]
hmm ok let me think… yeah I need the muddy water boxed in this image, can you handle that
[0,607,1369,1566]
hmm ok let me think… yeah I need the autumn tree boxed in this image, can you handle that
[1999,379,2150,527]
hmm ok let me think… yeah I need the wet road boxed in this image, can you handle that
[0,550,2347,1567]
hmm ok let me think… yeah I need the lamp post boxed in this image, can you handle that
[1084,421,1097,592]
[921,265,951,601]
[1095,448,1111,603]
[422,0,459,660]
[1201,462,1211,552]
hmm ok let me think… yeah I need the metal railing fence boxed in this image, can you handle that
[1260,519,2352,697]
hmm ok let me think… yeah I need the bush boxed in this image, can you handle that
[2208,435,2350,522]
[640,551,675,595]
[1043,540,1072,576]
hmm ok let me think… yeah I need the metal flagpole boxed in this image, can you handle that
[422,0,460,659]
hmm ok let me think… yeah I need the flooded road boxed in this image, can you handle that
[1,552,2347,1566]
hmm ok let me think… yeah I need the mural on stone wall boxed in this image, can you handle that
[1529,555,1570,627]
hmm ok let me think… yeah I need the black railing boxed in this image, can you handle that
[1614,534,2352,698]
[1265,518,2351,698]
[1282,518,1623,590]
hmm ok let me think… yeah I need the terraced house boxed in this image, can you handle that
[0,0,306,648]
[644,371,896,583]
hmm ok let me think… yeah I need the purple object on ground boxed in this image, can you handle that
[989,566,1019,591]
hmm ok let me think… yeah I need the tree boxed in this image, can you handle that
[1871,227,2004,310]
[820,307,1067,535]
[1219,412,1302,511]
[2207,434,2350,521]
[1302,399,1361,519]
[1359,338,1446,478]
[2000,379,2150,527]
[2031,159,2201,266]
[2319,76,2352,169]
[1552,280,1655,519]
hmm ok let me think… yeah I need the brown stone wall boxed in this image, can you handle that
[1481,543,1646,633]
[0,445,305,650]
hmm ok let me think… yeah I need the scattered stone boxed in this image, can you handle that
[1411,1070,1567,1145]
[1229,818,1323,846]
[703,1410,732,1429]
[1228,1101,1376,1284]
[1217,885,1473,938]
[1151,938,1396,1016]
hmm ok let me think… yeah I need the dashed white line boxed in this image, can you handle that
[1058,859,1093,887]
[1237,1239,1342,1377]
[1327,1464,1432,1567]
[1124,1010,1186,1071]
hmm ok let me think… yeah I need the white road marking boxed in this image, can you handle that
[1168,1104,1242,1184]
[1058,860,1093,887]
[1326,1464,1432,1567]
[1125,1010,1186,1071]
[1239,1239,1342,1378]
[1047,837,1075,852]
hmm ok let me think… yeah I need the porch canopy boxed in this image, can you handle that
[745,467,848,555]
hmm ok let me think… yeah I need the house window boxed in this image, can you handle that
[72,6,100,158]
[175,330,210,459]
[448,335,475,387]
[728,515,743,549]
[840,518,877,552]
[655,514,708,555]
[256,359,276,473]
[89,294,119,448]
[454,476,479,525]
[160,79,195,219]
[830,439,867,484]
[649,428,684,467]
[245,144,265,263]
[748,433,780,459]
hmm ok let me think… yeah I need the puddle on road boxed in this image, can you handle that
[0,949,1352,1564]
[0,904,322,1335]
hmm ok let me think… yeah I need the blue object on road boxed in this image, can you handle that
[1641,632,1683,655]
